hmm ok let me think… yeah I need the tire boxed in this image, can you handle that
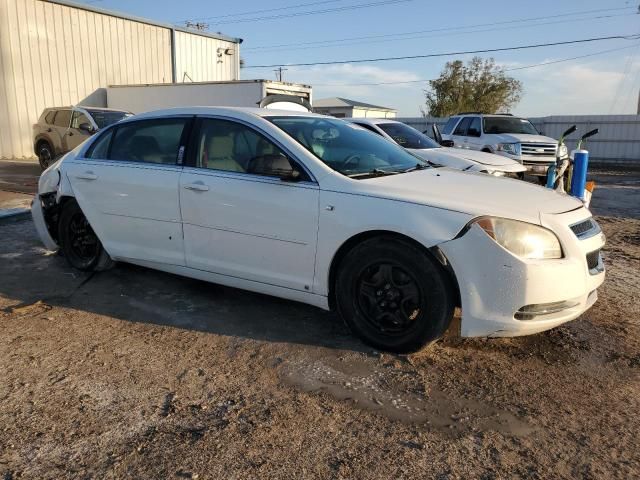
[37,141,54,170]
[335,236,455,353]
[58,200,114,272]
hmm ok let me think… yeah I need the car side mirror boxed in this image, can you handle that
[79,123,94,133]
[440,140,454,147]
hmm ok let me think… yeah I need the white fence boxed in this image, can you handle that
[396,115,640,168]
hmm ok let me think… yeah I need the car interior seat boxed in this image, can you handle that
[127,135,164,163]
[202,131,244,172]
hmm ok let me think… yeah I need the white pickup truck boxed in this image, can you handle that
[441,113,563,182]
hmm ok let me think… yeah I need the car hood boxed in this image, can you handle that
[352,168,582,224]
[488,133,558,144]
[408,148,526,172]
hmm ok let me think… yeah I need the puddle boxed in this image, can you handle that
[281,357,534,437]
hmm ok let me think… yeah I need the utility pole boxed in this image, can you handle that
[274,66,288,82]
[185,21,209,31]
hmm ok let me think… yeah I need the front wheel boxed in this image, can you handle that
[335,237,455,353]
[37,142,54,170]
[58,200,114,271]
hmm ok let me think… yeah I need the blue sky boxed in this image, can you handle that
[83,0,640,116]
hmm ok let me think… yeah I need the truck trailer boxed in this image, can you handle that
[106,80,313,114]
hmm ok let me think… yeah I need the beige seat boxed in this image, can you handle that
[201,133,244,172]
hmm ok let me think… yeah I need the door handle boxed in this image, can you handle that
[46,128,52,132]
[75,172,97,181]
[184,182,209,192]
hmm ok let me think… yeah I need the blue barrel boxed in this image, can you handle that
[570,150,589,199]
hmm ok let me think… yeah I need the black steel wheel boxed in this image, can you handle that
[58,200,113,271]
[37,142,54,170]
[355,262,423,337]
[336,236,455,353]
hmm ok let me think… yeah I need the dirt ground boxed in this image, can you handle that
[0,171,638,479]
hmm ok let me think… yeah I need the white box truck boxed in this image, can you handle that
[106,80,312,114]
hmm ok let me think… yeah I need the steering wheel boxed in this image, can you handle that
[340,154,361,169]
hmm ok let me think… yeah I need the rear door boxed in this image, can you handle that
[179,116,319,291]
[450,117,471,149]
[51,109,72,155]
[65,116,191,265]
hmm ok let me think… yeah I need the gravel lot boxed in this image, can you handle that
[1,171,638,479]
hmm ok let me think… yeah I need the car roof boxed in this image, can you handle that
[127,106,327,123]
[343,117,400,125]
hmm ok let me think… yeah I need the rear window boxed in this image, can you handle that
[53,110,71,128]
[109,119,187,164]
[44,111,56,124]
[442,117,460,135]
[87,110,131,129]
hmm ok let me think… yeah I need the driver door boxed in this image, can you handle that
[64,110,94,150]
[179,117,320,292]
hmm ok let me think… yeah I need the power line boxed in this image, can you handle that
[178,0,343,24]
[243,13,634,54]
[309,44,640,87]
[244,6,636,52]
[243,34,640,69]
[201,0,414,26]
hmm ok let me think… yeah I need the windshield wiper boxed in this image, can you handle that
[401,162,431,173]
[348,168,399,179]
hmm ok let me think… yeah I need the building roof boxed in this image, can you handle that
[45,0,242,44]
[313,97,395,111]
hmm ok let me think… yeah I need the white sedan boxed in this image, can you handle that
[346,118,526,177]
[33,107,605,352]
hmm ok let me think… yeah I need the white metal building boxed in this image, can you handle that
[0,0,242,159]
[313,97,397,119]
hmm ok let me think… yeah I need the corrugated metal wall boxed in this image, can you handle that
[0,0,239,159]
[174,31,239,83]
[397,115,640,167]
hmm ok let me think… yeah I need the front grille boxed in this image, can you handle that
[521,143,557,157]
[586,250,600,270]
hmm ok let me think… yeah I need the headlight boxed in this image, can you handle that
[472,217,562,259]
[497,143,519,155]
[558,145,568,158]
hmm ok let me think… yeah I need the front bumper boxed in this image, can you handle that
[439,210,605,337]
[31,195,58,251]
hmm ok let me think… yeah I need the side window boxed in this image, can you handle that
[195,118,295,178]
[467,117,482,137]
[453,117,472,136]
[53,110,72,128]
[109,119,187,165]
[44,111,56,125]
[85,130,113,159]
[71,111,91,129]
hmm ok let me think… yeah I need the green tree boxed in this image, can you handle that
[423,57,523,117]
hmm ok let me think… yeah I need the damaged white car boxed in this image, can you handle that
[346,118,527,177]
[33,107,605,352]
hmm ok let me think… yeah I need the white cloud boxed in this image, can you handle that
[515,59,640,116]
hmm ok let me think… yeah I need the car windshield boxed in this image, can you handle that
[269,116,429,178]
[87,110,131,129]
[483,117,539,135]
[377,122,440,149]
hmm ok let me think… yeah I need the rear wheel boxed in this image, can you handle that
[37,141,54,170]
[58,200,113,271]
[335,237,454,353]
